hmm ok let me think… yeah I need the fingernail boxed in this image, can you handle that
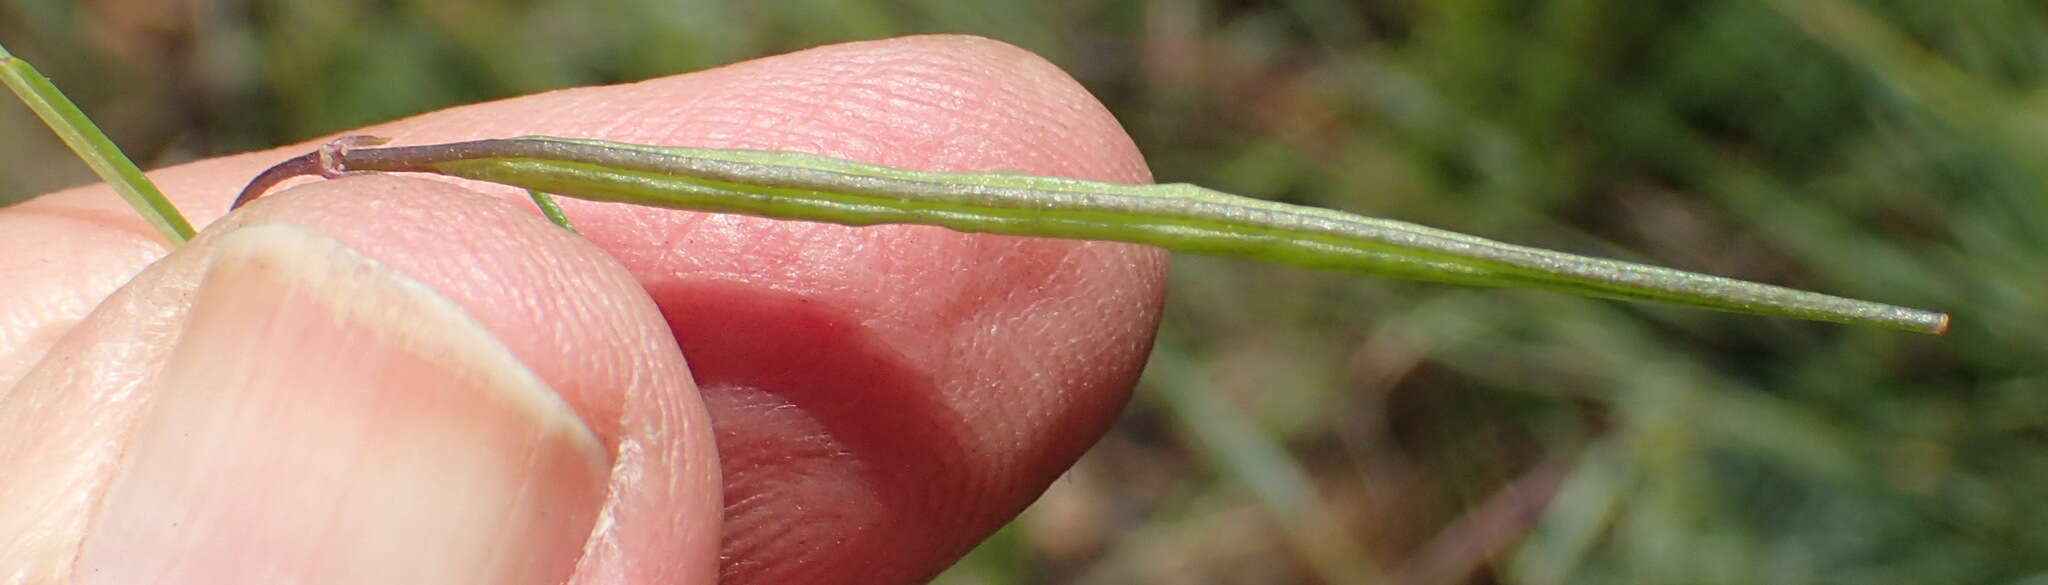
[76,225,610,585]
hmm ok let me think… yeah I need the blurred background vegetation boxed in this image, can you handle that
[4,0,2043,583]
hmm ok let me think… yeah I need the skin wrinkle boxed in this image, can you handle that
[5,201,163,242]
[859,94,954,140]
[580,95,646,145]
[0,232,141,374]
[883,87,973,125]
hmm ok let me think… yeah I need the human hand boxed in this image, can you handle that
[0,35,1166,585]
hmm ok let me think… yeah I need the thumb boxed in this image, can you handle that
[0,179,719,584]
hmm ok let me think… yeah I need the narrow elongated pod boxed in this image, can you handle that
[236,136,1949,334]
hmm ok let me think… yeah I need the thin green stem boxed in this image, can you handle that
[0,41,194,244]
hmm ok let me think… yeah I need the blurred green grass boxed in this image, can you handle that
[3,0,2042,583]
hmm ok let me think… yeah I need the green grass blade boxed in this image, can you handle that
[1144,349,1389,585]
[526,189,579,233]
[0,40,195,244]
